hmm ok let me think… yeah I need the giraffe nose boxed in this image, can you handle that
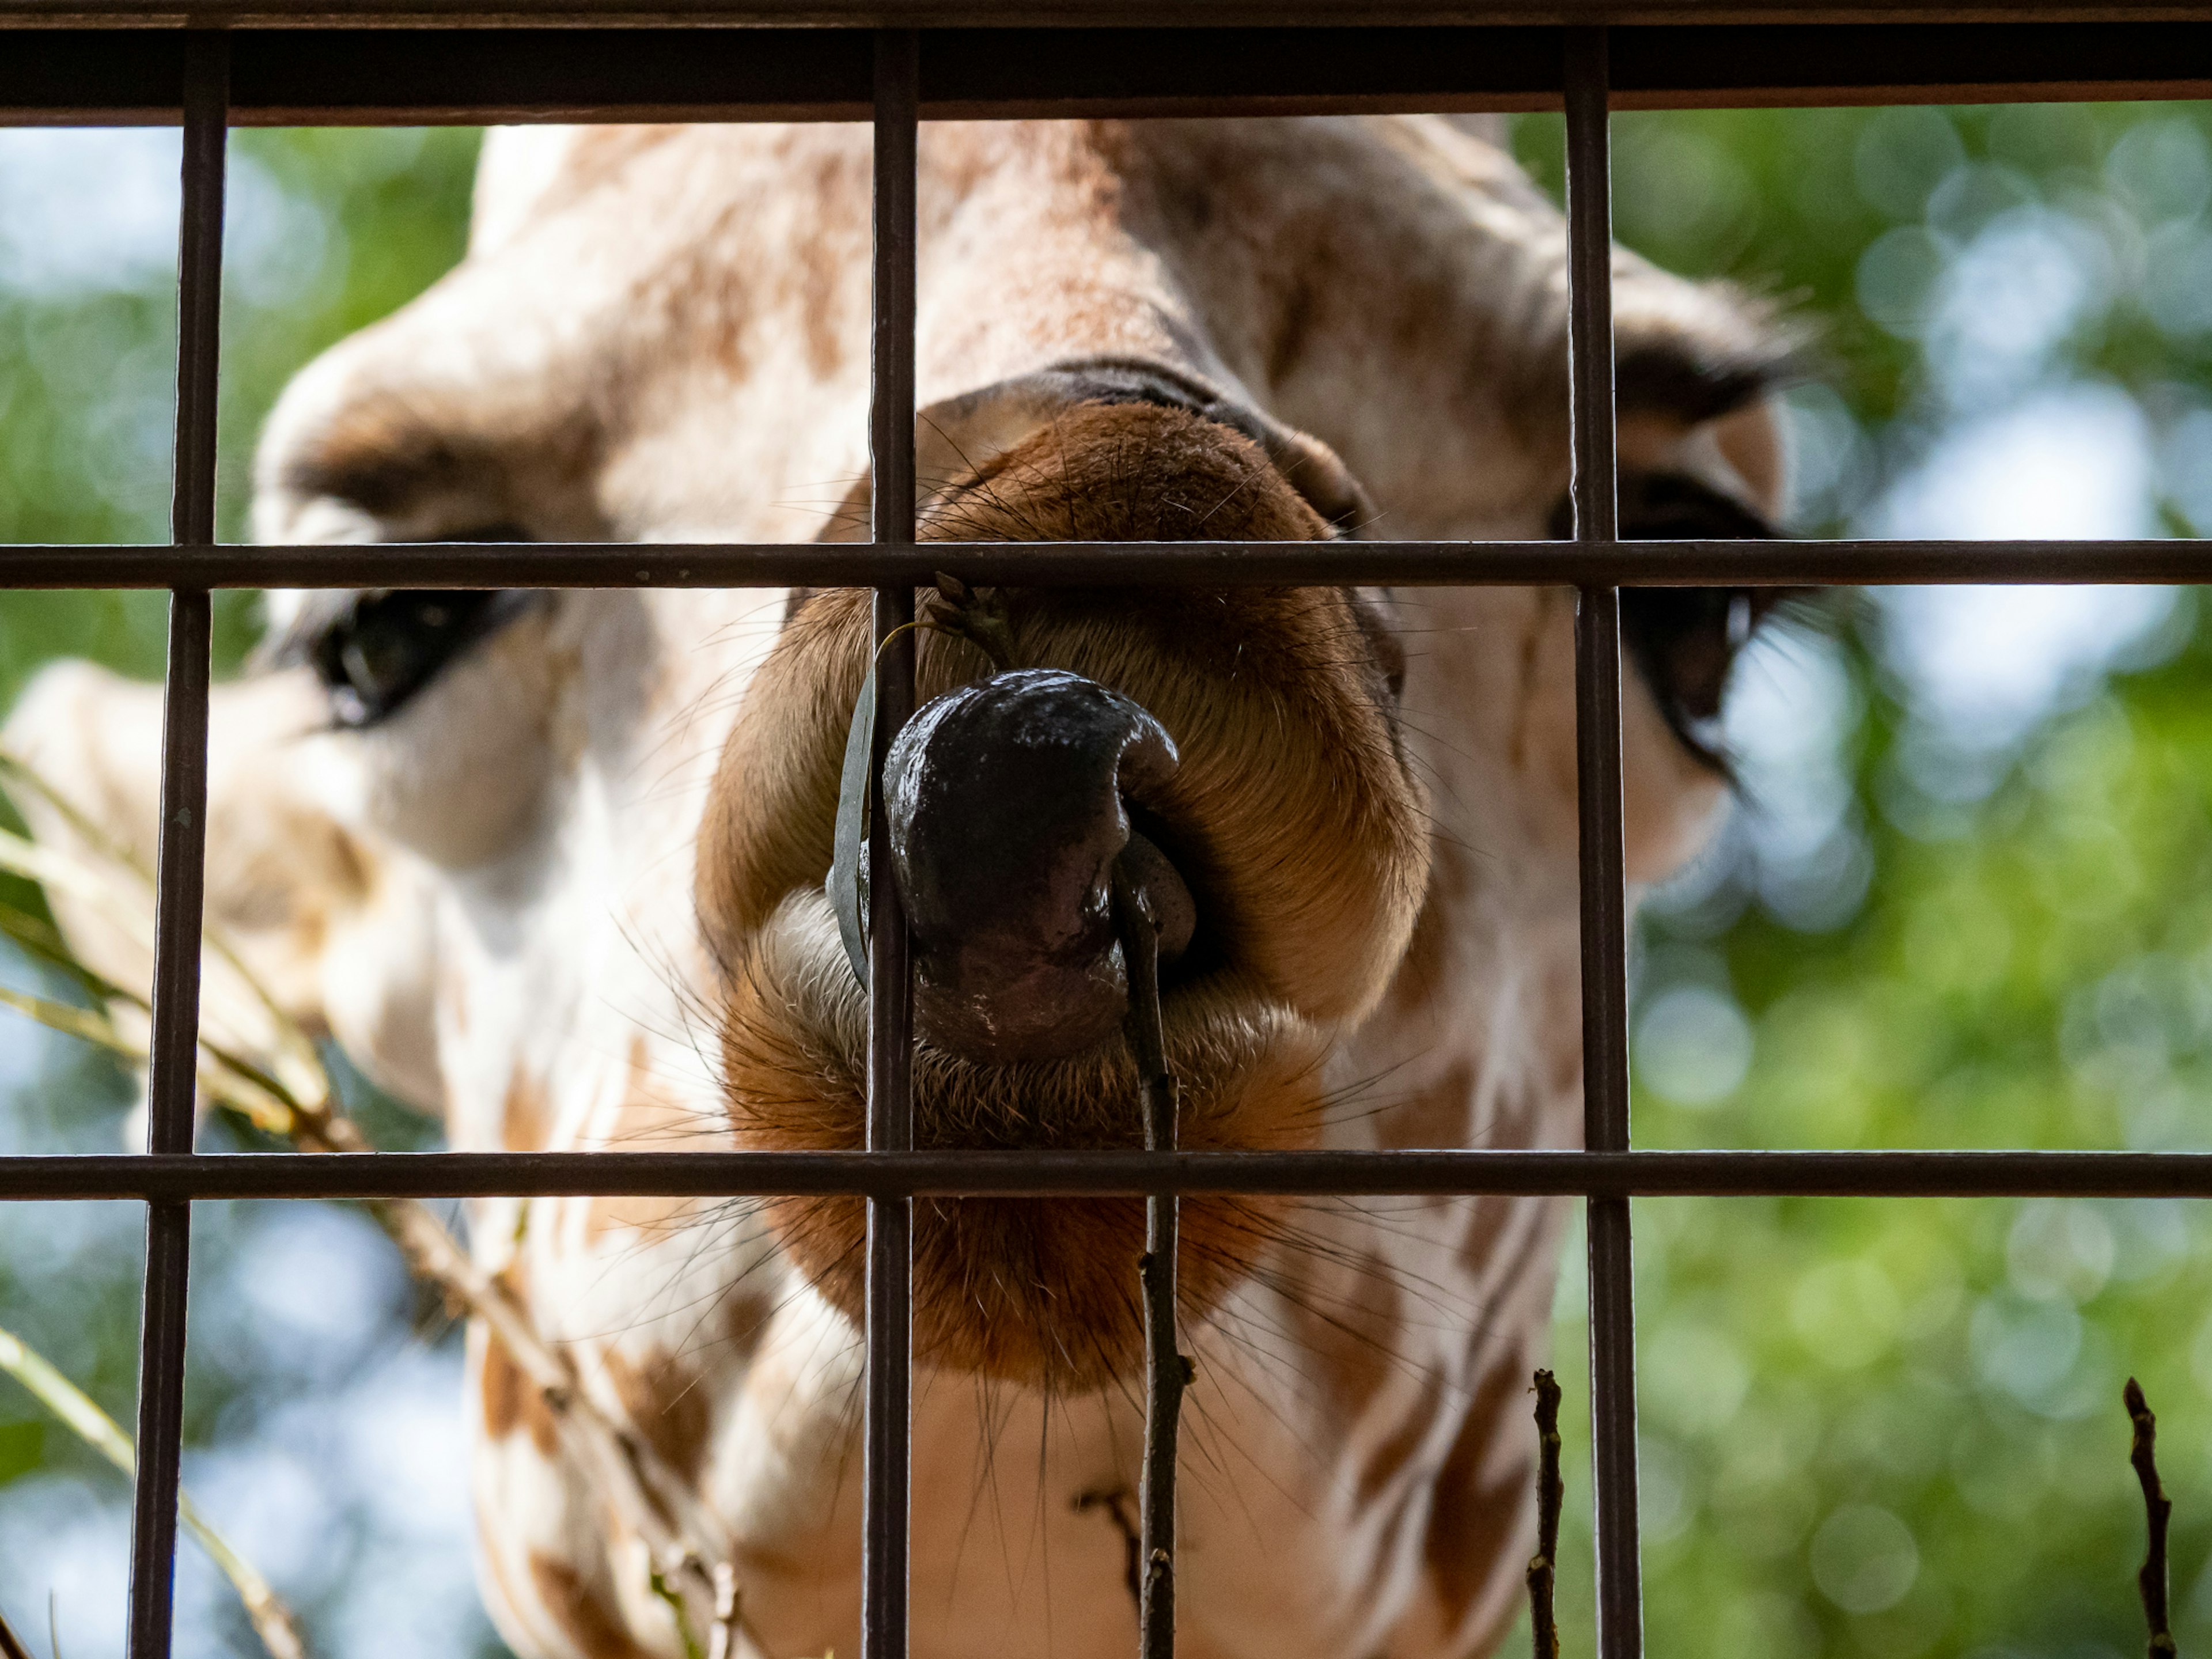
[882,667,1195,1065]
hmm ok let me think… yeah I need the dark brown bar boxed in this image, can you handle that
[2,537,2210,590]
[1578,585,1644,1659]
[1565,27,1643,1659]
[126,33,225,1659]
[921,24,1560,116]
[6,1148,2212,1202]
[863,30,918,1659]
[1609,20,2212,105]
[9,24,2212,128]
[7,3,2212,35]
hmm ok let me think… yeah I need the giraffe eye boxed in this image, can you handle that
[308,589,533,729]
[1552,471,1786,772]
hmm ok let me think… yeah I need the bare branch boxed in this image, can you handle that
[707,1562,743,1659]
[1529,1369,1563,1659]
[0,1600,33,1659]
[2127,1378,2178,1659]
[1116,862,1187,1659]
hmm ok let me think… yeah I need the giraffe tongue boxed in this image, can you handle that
[881,667,1194,1066]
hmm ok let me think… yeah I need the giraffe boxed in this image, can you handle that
[7,115,1787,1659]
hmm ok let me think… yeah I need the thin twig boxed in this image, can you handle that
[1115,863,1186,1659]
[0,1324,307,1659]
[707,1561,742,1659]
[926,574,1018,673]
[0,748,326,1102]
[1528,1369,1563,1659]
[2127,1378,2177,1658]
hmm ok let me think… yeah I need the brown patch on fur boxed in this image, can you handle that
[1421,1354,1538,1640]
[1376,1060,1476,1153]
[503,1066,551,1153]
[528,1555,658,1659]
[601,1347,714,1482]
[1286,1247,1403,1427]
[1357,1369,1446,1508]
[725,1282,778,1358]
[281,389,603,532]
[790,146,865,378]
[480,1329,560,1456]
[520,126,687,234]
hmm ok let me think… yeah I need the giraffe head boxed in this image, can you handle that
[7,119,1791,1407]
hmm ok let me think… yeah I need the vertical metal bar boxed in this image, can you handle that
[863,28,918,1659]
[1565,30,1619,554]
[127,31,224,1659]
[1565,25,1643,1659]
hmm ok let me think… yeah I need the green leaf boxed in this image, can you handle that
[828,658,876,992]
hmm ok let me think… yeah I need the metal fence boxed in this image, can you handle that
[4,9,2212,1659]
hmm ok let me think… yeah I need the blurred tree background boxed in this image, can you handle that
[0,124,497,1658]
[3,101,2212,1658]
[1510,102,2212,1659]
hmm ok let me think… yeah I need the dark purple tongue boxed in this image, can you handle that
[881,667,1194,1064]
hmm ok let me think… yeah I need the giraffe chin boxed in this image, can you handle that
[717,888,1326,1391]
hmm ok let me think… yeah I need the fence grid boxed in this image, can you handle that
[2,17,2210,1659]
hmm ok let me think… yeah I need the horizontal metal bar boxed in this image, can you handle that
[1613,18,2212,105]
[2,538,2209,590]
[5,22,2211,123]
[7,4,2212,37]
[7,1149,2212,1202]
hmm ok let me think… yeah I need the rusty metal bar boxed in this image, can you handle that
[1,538,2209,590]
[863,29,918,1659]
[11,21,2212,126]
[1566,26,1643,1659]
[126,32,225,1659]
[10,1147,2212,1202]
[9,5,2212,40]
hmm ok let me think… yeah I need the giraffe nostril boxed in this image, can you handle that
[881,667,1194,1065]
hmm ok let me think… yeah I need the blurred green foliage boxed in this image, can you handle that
[5,102,2212,1659]
[1511,101,2212,1659]
[0,126,476,710]
[1536,620,2212,1659]
[0,123,487,1659]
[1520,103,2212,461]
